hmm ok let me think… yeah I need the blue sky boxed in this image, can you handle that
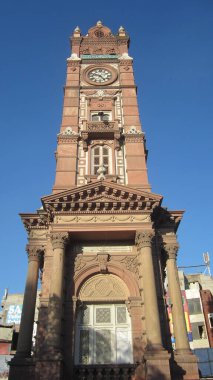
[0,0,213,296]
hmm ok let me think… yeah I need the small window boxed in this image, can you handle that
[191,322,207,340]
[91,112,111,122]
[187,298,202,315]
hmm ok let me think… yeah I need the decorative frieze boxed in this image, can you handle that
[54,214,150,224]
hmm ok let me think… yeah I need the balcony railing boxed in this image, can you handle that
[73,364,135,380]
[84,121,118,133]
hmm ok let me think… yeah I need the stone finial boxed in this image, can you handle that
[96,20,103,27]
[119,26,125,32]
[74,26,81,33]
[97,165,106,180]
[119,26,126,36]
[73,26,81,37]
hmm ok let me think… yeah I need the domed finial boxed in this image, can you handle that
[74,26,81,33]
[73,26,81,37]
[96,20,103,27]
[119,25,126,36]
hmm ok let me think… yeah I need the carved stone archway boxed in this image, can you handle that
[78,273,129,302]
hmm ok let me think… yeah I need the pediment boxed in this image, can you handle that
[41,180,162,214]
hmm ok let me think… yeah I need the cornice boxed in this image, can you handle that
[20,184,162,231]
[20,212,49,232]
[42,181,162,216]
[152,206,184,232]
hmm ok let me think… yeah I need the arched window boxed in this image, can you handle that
[91,145,111,175]
[91,112,111,121]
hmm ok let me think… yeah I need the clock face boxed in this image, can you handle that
[88,69,112,83]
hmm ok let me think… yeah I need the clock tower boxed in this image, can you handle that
[9,22,199,380]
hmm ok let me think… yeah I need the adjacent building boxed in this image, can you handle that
[0,290,40,379]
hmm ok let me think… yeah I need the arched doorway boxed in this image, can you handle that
[75,274,133,366]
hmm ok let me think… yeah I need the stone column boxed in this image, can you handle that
[135,231,163,351]
[165,243,191,353]
[45,232,69,354]
[16,245,43,357]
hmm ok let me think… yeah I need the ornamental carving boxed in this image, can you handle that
[79,274,128,301]
[54,215,151,224]
[81,89,119,98]
[135,231,154,249]
[74,254,87,273]
[97,253,109,273]
[58,127,80,144]
[164,243,179,260]
[121,256,139,275]
[60,127,78,136]
[126,126,143,135]
[26,245,45,262]
[124,136,145,143]
[29,230,47,239]
[86,121,117,132]
[50,232,69,250]
[123,128,145,143]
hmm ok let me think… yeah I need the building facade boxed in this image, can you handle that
[0,290,40,379]
[181,273,213,349]
[9,22,199,380]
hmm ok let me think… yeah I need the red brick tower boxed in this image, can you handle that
[9,22,199,380]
